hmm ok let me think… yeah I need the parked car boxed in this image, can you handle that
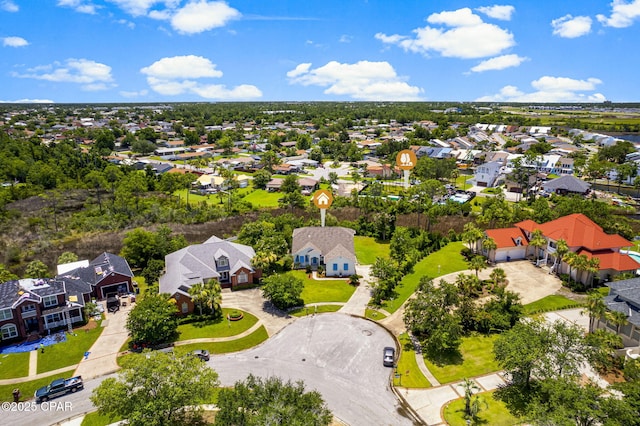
[189,349,210,361]
[383,346,395,367]
[35,376,83,403]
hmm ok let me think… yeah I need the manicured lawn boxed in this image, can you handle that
[382,242,467,314]
[37,322,104,374]
[0,368,75,402]
[354,236,390,264]
[289,271,356,304]
[242,189,282,208]
[443,390,521,426]
[177,325,269,354]
[174,188,223,207]
[289,305,342,316]
[523,295,584,315]
[394,334,431,388]
[0,351,30,379]
[177,309,258,340]
[81,411,122,426]
[365,308,387,321]
[425,334,501,384]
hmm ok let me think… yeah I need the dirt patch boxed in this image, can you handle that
[76,319,99,331]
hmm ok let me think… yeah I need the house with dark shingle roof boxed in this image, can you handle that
[602,278,640,346]
[542,175,590,195]
[292,227,356,277]
[159,236,260,315]
[59,252,134,300]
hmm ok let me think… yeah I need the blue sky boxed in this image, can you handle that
[2,0,640,103]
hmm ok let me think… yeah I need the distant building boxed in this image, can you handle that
[292,227,356,277]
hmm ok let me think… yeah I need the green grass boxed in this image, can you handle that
[177,309,258,341]
[523,295,584,315]
[0,351,30,379]
[443,390,521,426]
[394,334,432,388]
[37,323,104,374]
[174,188,222,206]
[382,242,467,314]
[81,411,122,426]
[365,308,387,321]
[177,325,269,354]
[481,187,503,194]
[289,305,342,316]
[289,271,356,304]
[354,236,390,264]
[242,189,282,208]
[425,334,501,384]
[0,368,75,402]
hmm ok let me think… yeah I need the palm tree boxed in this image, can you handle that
[489,268,507,291]
[461,378,481,419]
[203,279,222,317]
[462,223,483,254]
[565,251,578,285]
[482,237,497,263]
[607,310,629,335]
[188,282,207,316]
[553,239,569,275]
[585,257,600,289]
[573,254,589,287]
[582,292,606,333]
[468,255,487,279]
[528,229,547,265]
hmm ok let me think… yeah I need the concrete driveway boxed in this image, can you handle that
[210,313,418,426]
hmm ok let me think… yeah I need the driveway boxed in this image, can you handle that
[210,313,418,426]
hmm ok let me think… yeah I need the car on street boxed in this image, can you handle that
[189,349,210,361]
[383,346,395,367]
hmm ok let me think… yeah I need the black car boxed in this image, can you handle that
[189,349,210,361]
[383,346,395,367]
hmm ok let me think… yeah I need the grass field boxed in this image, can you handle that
[394,334,432,388]
[176,309,258,340]
[0,351,30,379]
[289,305,342,316]
[37,322,104,374]
[242,189,282,208]
[0,368,75,402]
[365,308,387,321]
[523,295,584,315]
[177,325,268,354]
[382,241,467,314]
[354,236,390,264]
[288,271,356,304]
[442,390,521,426]
[425,334,501,384]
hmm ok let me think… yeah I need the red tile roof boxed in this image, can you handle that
[515,213,632,251]
[577,249,640,272]
[485,228,529,248]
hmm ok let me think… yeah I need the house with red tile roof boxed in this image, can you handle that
[482,213,639,284]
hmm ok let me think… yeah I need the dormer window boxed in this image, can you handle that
[514,237,522,246]
[217,256,228,267]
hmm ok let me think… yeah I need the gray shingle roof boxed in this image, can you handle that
[542,175,591,194]
[292,227,356,261]
[605,278,640,326]
[0,278,66,309]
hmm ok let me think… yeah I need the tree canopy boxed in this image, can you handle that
[126,293,179,346]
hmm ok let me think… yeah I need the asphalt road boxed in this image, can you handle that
[210,313,417,426]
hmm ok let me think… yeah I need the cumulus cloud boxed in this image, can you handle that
[476,5,515,20]
[170,1,241,33]
[57,0,99,14]
[375,7,515,59]
[1,0,18,12]
[287,60,424,101]
[597,0,640,28]
[3,36,29,47]
[552,15,592,38]
[476,76,606,102]
[141,55,261,100]
[470,54,528,72]
[12,58,115,91]
[106,0,179,17]
[0,99,55,104]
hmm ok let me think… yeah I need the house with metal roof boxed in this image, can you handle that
[292,227,356,277]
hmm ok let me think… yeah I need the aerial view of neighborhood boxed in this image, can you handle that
[1,101,640,426]
[3,1,640,425]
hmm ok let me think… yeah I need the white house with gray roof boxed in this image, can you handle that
[602,278,640,347]
[159,236,260,315]
[292,227,356,277]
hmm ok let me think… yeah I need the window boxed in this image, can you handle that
[0,309,12,321]
[332,263,338,271]
[43,295,58,308]
[1,324,18,340]
[217,256,228,267]
[182,302,188,314]
[21,304,36,313]
[344,263,349,271]
[237,272,248,284]
[45,312,63,324]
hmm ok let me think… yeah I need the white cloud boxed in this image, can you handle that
[106,0,179,17]
[0,0,18,12]
[170,1,241,34]
[12,58,115,91]
[339,34,352,43]
[140,55,261,100]
[117,19,136,29]
[476,5,515,20]
[552,15,592,38]
[476,76,606,102]
[597,0,640,28]
[287,60,424,101]
[376,7,515,59]
[470,54,528,72]
[0,99,55,104]
[57,0,99,14]
[3,36,29,47]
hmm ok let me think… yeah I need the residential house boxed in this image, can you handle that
[298,177,319,195]
[292,227,356,277]
[473,161,503,187]
[159,236,260,314]
[266,178,284,192]
[59,252,135,300]
[601,278,640,346]
[542,175,591,196]
[482,214,639,284]
[0,278,86,343]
